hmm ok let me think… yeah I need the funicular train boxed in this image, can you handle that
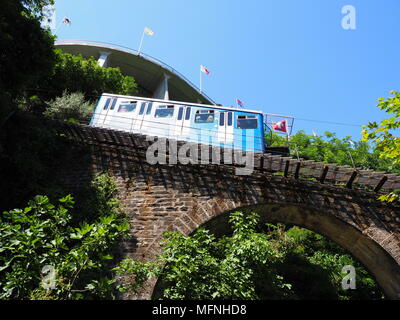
[90,93,290,154]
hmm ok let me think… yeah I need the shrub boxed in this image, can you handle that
[44,91,95,123]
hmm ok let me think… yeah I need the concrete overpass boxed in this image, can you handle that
[55,40,215,105]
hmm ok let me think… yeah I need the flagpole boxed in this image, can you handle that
[138,29,145,56]
[55,17,65,33]
[199,67,202,94]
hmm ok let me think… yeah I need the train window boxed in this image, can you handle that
[185,107,191,120]
[237,115,258,129]
[195,110,215,123]
[155,106,174,118]
[146,103,153,115]
[118,103,137,113]
[103,98,111,110]
[110,99,118,110]
[139,103,146,115]
[177,107,184,120]
[219,113,225,126]
[228,112,233,126]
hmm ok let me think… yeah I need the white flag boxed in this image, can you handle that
[144,27,154,36]
[62,17,72,26]
[200,65,210,75]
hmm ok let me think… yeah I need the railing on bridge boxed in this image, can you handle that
[47,113,400,193]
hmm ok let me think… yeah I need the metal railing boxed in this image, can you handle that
[88,112,267,153]
[55,40,216,105]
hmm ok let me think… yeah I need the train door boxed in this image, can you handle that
[116,101,138,132]
[132,101,147,132]
[153,105,175,138]
[140,102,153,135]
[174,106,192,139]
[103,98,119,129]
[218,111,234,146]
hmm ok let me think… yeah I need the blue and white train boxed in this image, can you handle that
[90,93,269,153]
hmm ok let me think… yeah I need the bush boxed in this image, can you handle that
[44,91,95,123]
[117,212,384,300]
[0,173,130,300]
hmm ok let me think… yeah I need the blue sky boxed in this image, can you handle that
[53,0,400,140]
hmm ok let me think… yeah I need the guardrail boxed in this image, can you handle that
[49,117,400,193]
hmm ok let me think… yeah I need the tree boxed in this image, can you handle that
[0,0,55,119]
[0,173,131,300]
[362,90,400,202]
[269,130,400,174]
[39,50,138,103]
[116,212,383,300]
[44,91,95,122]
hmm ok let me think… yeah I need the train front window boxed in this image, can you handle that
[103,98,111,110]
[155,106,174,118]
[118,103,136,113]
[237,115,258,129]
[195,110,214,123]
[110,99,118,110]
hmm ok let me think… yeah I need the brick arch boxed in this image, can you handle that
[137,173,400,300]
[173,202,400,300]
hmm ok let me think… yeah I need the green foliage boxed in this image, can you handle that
[40,50,137,102]
[284,227,383,300]
[20,0,54,16]
[0,0,55,118]
[362,90,400,202]
[44,91,95,123]
[0,173,130,300]
[117,212,382,300]
[269,130,400,174]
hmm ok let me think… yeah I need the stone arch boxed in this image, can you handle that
[163,201,400,300]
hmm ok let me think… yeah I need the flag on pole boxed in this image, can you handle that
[273,120,287,133]
[237,99,244,108]
[200,65,210,75]
[62,17,72,26]
[144,27,154,36]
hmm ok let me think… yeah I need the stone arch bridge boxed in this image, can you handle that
[54,120,400,299]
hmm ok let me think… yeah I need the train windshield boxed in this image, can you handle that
[237,115,258,129]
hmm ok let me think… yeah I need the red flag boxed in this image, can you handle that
[237,99,244,107]
[200,65,210,75]
[273,120,287,133]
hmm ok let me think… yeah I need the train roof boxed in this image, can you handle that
[101,93,265,115]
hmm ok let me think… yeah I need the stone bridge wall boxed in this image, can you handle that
[55,142,400,299]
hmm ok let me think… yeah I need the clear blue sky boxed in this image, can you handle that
[53,0,400,140]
